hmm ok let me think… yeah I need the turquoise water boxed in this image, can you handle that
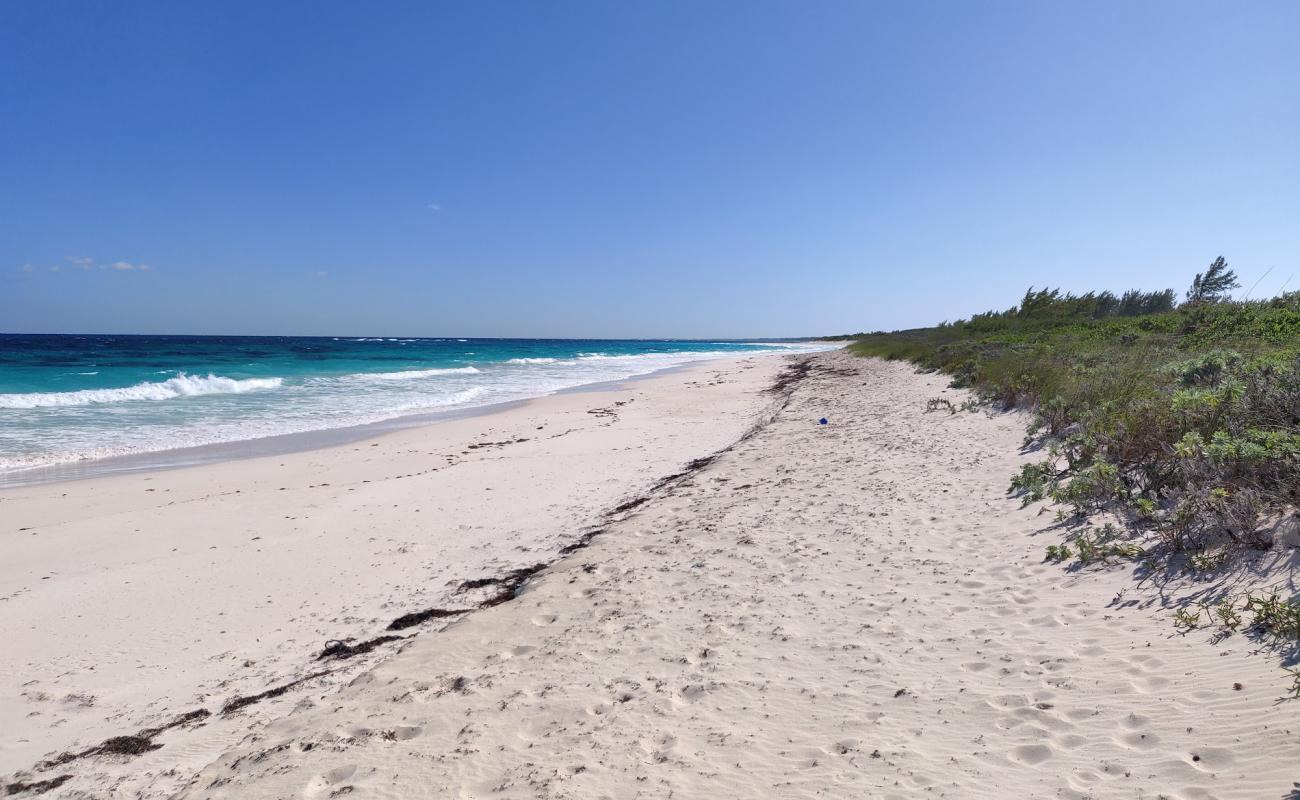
[0,334,832,475]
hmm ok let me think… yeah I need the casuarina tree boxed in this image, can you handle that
[1186,256,1240,304]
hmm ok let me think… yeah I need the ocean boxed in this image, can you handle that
[0,334,833,479]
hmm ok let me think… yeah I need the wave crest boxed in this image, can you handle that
[0,373,284,409]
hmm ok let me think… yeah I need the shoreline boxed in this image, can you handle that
[1,352,807,796]
[0,348,837,489]
[6,351,1297,798]
[177,350,1298,800]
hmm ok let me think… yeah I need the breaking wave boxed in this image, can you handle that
[0,374,284,409]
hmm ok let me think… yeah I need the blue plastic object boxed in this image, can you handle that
[819,418,828,425]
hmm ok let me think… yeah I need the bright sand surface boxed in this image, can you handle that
[6,351,1299,799]
[1,354,797,797]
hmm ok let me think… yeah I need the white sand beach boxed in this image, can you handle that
[1,354,793,797]
[4,351,1298,799]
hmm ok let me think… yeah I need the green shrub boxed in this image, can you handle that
[848,268,1300,559]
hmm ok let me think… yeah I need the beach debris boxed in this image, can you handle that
[558,528,605,556]
[590,398,629,418]
[221,671,333,715]
[35,708,211,770]
[458,562,549,607]
[926,398,956,414]
[317,635,405,661]
[819,418,828,425]
[3,774,72,796]
[765,358,813,393]
[466,437,529,450]
[385,563,549,631]
[386,607,472,631]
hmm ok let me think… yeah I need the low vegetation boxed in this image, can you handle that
[848,257,1300,648]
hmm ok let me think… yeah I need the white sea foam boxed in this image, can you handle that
[0,373,284,409]
[578,351,681,361]
[0,385,492,473]
[352,366,481,380]
[505,357,560,364]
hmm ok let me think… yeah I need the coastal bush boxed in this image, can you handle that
[1043,524,1142,566]
[1170,589,1300,642]
[1010,461,1056,505]
[850,257,1300,634]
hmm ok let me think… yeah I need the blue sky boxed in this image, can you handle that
[2,1,1297,337]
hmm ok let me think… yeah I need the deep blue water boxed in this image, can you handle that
[0,334,831,474]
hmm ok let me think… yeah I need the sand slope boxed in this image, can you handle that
[0,355,793,798]
[170,352,1299,800]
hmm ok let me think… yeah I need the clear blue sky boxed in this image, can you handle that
[2,1,1297,338]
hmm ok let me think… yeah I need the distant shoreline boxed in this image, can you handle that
[0,340,841,488]
[0,338,837,489]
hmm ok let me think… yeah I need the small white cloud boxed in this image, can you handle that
[316,270,328,277]
[426,203,441,212]
[109,261,151,271]
[21,263,35,272]
[66,256,94,270]
[49,265,61,272]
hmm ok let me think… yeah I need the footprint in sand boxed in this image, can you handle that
[303,764,359,798]
[1009,744,1054,765]
[1129,675,1171,693]
[387,725,422,741]
[672,683,710,706]
[498,644,536,660]
[987,694,1028,710]
[640,733,676,763]
[1115,730,1162,751]
[1118,712,1151,730]
[531,614,558,626]
[1187,747,1237,771]
[555,764,587,779]
[823,738,859,755]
